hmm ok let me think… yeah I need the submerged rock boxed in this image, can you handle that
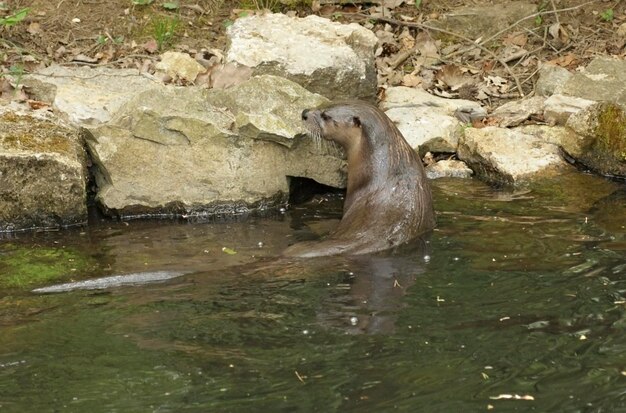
[425,159,473,179]
[226,13,378,101]
[0,110,87,231]
[32,270,187,293]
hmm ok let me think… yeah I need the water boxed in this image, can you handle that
[1,174,625,412]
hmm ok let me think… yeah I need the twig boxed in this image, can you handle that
[550,0,560,25]
[344,12,526,97]
[475,1,597,50]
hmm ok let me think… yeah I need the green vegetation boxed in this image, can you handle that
[600,8,614,22]
[162,2,179,10]
[0,244,94,289]
[0,64,24,84]
[150,15,180,50]
[132,0,154,5]
[0,7,29,28]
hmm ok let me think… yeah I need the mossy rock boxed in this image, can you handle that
[564,102,626,178]
[0,244,95,289]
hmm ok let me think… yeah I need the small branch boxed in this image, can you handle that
[344,12,526,97]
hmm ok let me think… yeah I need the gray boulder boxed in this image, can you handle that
[83,75,343,217]
[24,65,159,126]
[560,57,626,106]
[226,13,378,101]
[0,110,87,231]
[536,64,573,97]
[381,86,484,154]
[458,126,568,185]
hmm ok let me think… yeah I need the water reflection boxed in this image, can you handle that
[0,176,625,412]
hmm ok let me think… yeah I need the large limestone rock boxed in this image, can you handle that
[0,110,87,231]
[83,75,343,217]
[24,65,159,126]
[564,103,626,178]
[560,57,626,107]
[226,13,378,101]
[458,127,568,185]
[381,86,484,154]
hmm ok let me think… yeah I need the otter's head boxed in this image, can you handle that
[301,102,371,150]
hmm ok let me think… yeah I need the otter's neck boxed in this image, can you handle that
[343,137,395,212]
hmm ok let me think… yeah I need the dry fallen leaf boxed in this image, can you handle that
[209,62,253,89]
[548,52,577,68]
[435,64,467,90]
[401,73,422,87]
[502,32,527,47]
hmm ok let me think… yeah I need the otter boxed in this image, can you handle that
[283,101,435,258]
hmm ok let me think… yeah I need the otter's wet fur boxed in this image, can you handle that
[283,101,435,257]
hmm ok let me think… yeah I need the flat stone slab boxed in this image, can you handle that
[24,65,159,126]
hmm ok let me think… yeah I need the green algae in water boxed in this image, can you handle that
[0,244,93,288]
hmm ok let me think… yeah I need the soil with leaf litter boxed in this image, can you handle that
[1,0,625,110]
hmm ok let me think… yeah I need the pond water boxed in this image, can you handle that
[1,174,625,412]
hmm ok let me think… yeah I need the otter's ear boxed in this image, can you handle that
[352,116,361,128]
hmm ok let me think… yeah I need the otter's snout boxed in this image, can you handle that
[301,109,310,121]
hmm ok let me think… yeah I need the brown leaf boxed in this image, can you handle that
[27,22,41,35]
[414,31,439,67]
[548,53,577,68]
[209,63,253,89]
[502,32,527,47]
[143,39,159,54]
[435,64,466,89]
[401,73,421,87]
[27,100,50,110]
[549,23,570,44]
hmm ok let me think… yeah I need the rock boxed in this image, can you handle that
[543,94,595,125]
[83,75,344,217]
[0,110,87,231]
[425,159,473,179]
[536,64,573,96]
[491,96,545,127]
[560,57,626,106]
[24,65,159,126]
[226,13,378,101]
[517,124,578,147]
[381,86,484,153]
[564,102,626,178]
[155,51,206,83]
[429,2,536,40]
[458,126,568,185]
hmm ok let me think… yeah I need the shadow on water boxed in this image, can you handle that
[0,174,625,412]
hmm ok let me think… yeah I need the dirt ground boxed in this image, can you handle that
[1,0,625,104]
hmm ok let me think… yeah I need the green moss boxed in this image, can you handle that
[0,244,94,289]
[595,103,626,161]
[0,113,75,155]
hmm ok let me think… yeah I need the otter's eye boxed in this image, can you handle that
[321,112,331,121]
